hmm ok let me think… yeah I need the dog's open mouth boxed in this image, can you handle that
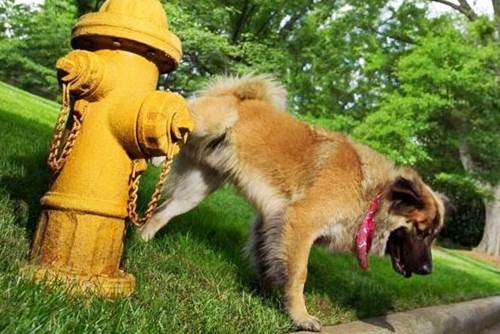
[386,227,412,278]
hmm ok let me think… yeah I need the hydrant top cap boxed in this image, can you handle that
[71,0,181,73]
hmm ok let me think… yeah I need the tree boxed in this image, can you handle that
[354,15,500,255]
[427,0,500,255]
[0,0,75,99]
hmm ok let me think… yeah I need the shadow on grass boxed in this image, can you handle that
[155,203,256,284]
[152,201,397,319]
[152,197,500,325]
[0,112,52,237]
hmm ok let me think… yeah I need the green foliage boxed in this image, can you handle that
[434,173,486,247]
[160,0,315,94]
[349,15,499,247]
[0,0,74,99]
[353,92,435,165]
[354,16,499,183]
[0,39,58,98]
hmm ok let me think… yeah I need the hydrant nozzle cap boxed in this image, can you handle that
[71,0,182,74]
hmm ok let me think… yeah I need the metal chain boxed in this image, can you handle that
[127,157,173,227]
[47,83,86,174]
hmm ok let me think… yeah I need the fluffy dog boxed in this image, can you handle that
[140,75,446,331]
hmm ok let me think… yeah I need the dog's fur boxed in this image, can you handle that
[141,75,447,331]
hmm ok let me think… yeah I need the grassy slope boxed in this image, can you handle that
[0,81,499,333]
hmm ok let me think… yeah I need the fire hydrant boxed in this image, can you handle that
[22,0,193,297]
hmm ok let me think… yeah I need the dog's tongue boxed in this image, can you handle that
[355,193,382,270]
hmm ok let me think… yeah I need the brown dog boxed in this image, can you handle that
[140,75,447,331]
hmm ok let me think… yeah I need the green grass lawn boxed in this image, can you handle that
[0,81,499,333]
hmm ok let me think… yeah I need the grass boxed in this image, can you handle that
[0,81,499,333]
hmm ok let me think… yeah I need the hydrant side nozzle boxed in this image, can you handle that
[137,91,193,157]
[55,50,109,100]
[56,58,79,83]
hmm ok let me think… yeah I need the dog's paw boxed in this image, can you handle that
[293,314,321,332]
[138,225,156,242]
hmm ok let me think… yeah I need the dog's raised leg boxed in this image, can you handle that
[139,154,223,241]
[283,209,321,332]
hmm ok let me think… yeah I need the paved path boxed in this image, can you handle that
[295,296,500,334]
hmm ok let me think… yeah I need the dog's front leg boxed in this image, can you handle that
[140,154,223,241]
[283,223,320,332]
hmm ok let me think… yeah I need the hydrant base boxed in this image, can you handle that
[22,265,135,298]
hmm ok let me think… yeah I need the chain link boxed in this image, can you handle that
[47,83,86,174]
[127,157,173,227]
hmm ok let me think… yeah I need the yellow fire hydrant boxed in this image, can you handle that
[23,0,193,297]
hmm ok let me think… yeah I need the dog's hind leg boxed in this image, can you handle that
[139,154,223,241]
[246,212,288,291]
[247,208,321,331]
[246,214,266,282]
[282,206,321,332]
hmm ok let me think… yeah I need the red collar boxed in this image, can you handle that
[355,192,383,270]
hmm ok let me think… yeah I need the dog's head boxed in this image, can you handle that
[381,173,448,278]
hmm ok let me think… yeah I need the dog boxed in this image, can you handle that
[140,75,447,332]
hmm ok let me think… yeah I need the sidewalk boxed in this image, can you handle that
[295,296,500,334]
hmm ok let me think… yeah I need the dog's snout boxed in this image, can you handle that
[415,263,432,275]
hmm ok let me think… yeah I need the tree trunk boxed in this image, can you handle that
[474,184,500,256]
[473,0,500,256]
[493,0,500,35]
[458,140,500,256]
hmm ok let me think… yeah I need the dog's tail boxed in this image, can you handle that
[197,74,287,111]
[185,74,287,145]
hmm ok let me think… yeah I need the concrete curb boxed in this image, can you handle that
[295,296,500,334]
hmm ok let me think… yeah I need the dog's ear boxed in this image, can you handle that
[387,177,425,216]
